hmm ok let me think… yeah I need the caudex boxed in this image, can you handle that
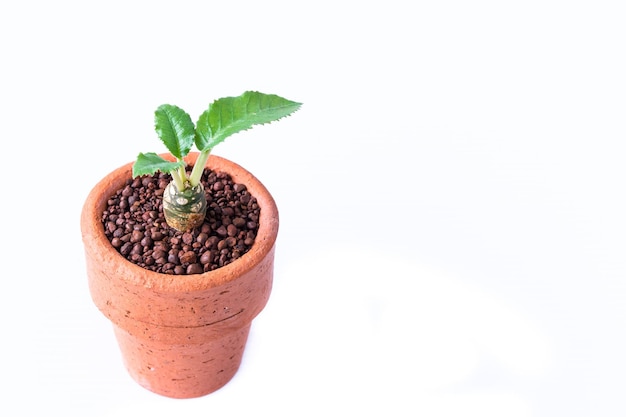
[132,91,301,232]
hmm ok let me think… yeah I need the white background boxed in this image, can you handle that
[1,1,625,415]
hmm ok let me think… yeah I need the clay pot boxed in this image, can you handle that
[80,152,278,398]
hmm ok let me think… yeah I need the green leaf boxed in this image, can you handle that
[195,91,302,151]
[154,104,195,158]
[132,152,185,178]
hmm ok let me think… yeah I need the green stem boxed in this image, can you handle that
[189,149,211,187]
[179,164,188,184]
[170,168,185,191]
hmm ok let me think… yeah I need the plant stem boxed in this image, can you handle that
[170,168,186,191]
[179,164,189,184]
[189,149,211,187]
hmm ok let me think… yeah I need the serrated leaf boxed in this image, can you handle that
[195,91,302,151]
[154,104,195,158]
[132,152,185,178]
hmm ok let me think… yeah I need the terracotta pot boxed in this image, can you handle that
[80,152,278,398]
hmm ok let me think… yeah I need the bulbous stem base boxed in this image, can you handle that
[162,181,207,231]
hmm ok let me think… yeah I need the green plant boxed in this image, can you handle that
[132,91,302,231]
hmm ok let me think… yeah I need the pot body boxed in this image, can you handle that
[81,153,278,398]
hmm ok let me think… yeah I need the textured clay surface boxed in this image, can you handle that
[114,324,251,398]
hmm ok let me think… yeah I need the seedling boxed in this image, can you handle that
[132,91,302,231]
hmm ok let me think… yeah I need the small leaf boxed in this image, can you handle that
[154,104,195,158]
[132,152,184,178]
[195,91,302,151]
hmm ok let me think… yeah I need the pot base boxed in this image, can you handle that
[113,323,251,399]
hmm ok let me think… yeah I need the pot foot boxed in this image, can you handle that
[113,323,251,398]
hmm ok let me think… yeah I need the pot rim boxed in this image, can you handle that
[81,152,279,293]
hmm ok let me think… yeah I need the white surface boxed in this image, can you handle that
[1,1,625,416]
